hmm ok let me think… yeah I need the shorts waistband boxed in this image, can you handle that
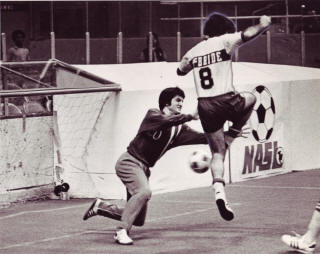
[197,91,235,100]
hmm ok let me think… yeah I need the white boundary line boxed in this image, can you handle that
[0,199,241,220]
[0,230,100,250]
[1,184,318,249]
[2,183,317,220]
[0,204,88,220]
[147,207,213,223]
[0,206,215,250]
[229,185,320,190]
[1,183,318,221]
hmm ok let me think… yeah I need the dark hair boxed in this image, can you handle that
[146,32,160,47]
[203,12,236,37]
[12,30,25,40]
[158,87,185,111]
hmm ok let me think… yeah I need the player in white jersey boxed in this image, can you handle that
[177,12,271,221]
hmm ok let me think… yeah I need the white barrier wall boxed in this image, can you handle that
[62,62,320,199]
[287,79,320,171]
[2,62,320,202]
[0,116,53,202]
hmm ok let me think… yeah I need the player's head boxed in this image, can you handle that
[12,30,26,47]
[203,12,236,38]
[159,87,185,114]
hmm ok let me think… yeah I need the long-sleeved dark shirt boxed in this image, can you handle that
[127,108,207,167]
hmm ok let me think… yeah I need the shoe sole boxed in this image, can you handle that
[286,247,314,254]
[113,236,133,245]
[283,243,314,254]
[216,199,234,221]
[83,199,98,220]
[294,250,314,254]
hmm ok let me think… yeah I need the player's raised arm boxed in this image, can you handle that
[177,55,193,76]
[241,15,271,42]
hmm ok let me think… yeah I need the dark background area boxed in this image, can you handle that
[1,0,320,66]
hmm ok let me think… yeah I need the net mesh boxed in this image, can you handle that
[0,60,119,203]
[53,92,111,197]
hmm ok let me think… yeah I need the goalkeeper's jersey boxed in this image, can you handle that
[180,32,243,98]
[127,109,207,167]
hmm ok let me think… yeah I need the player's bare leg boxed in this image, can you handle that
[206,129,234,221]
[225,92,256,147]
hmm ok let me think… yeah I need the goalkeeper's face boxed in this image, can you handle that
[167,95,184,115]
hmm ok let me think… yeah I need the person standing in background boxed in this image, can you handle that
[140,32,167,62]
[7,30,30,62]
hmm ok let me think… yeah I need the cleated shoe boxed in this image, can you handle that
[215,189,234,221]
[281,233,316,253]
[83,198,102,220]
[114,229,133,245]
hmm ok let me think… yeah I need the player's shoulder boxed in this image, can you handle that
[148,108,160,113]
[219,32,242,42]
[146,108,161,116]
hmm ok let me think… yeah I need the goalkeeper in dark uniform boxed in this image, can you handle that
[83,86,248,245]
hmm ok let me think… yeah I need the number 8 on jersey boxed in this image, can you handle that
[199,67,214,89]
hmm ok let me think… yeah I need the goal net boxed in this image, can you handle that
[0,59,121,205]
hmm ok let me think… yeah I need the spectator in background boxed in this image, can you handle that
[7,30,30,62]
[140,32,167,62]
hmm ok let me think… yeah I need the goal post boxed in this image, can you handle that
[0,59,121,205]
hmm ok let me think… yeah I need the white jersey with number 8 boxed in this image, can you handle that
[180,32,243,98]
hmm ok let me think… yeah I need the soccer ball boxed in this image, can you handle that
[250,85,276,143]
[188,150,210,174]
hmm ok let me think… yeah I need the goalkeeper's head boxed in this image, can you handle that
[203,12,236,38]
[159,87,185,114]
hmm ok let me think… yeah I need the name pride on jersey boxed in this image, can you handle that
[191,49,230,68]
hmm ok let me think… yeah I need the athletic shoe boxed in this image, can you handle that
[83,198,102,220]
[215,189,234,221]
[114,229,133,245]
[281,233,316,253]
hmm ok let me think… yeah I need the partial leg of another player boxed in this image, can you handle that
[281,202,320,253]
[206,128,234,221]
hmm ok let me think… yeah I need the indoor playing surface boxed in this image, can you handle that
[1,169,319,254]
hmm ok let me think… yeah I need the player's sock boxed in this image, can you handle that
[97,202,122,221]
[212,181,224,193]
